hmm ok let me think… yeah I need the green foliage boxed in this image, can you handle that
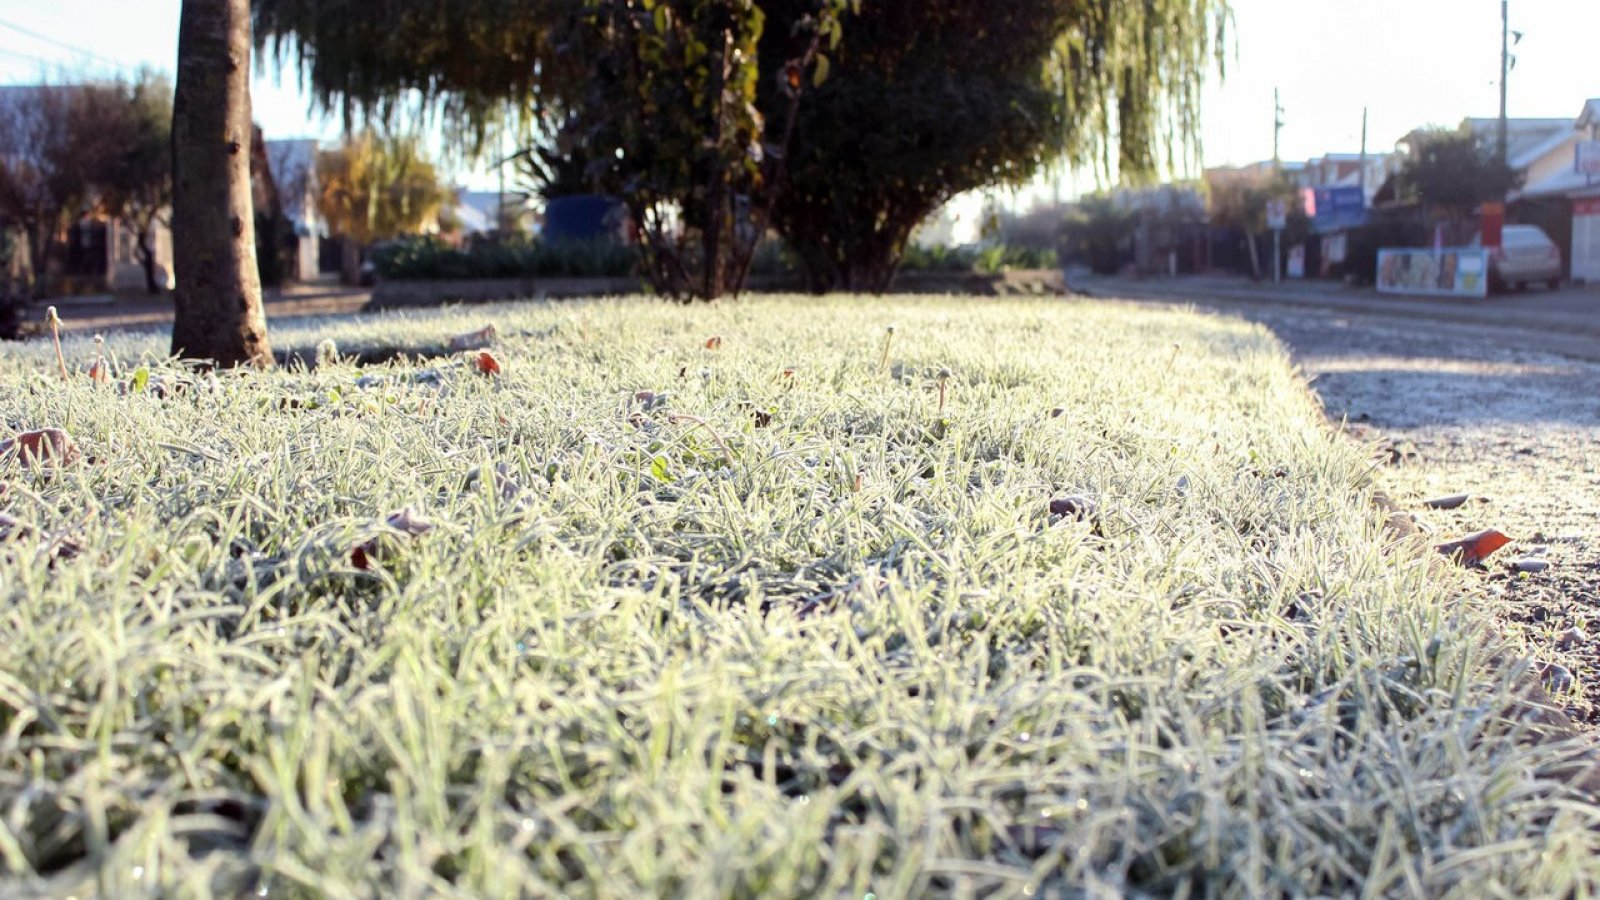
[760,0,1229,292]
[1061,196,1138,275]
[898,243,1059,274]
[513,139,597,201]
[1400,128,1523,216]
[371,236,640,280]
[568,0,854,299]
[1207,172,1310,241]
[569,0,768,299]
[252,0,585,152]
[97,70,174,235]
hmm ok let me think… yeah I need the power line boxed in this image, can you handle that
[0,45,57,70]
[0,18,123,69]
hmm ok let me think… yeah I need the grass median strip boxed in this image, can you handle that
[1,296,1596,896]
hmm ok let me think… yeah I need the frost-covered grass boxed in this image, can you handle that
[1,296,1597,897]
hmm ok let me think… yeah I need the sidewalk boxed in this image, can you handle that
[1070,272,1600,338]
[24,282,373,333]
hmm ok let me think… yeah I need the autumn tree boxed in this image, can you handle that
[171,0,274,366]
[316,132,452,284]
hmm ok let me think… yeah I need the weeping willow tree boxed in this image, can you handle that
[252,0,586,149]
[757,0,1230,291]
[254,0,1229,294]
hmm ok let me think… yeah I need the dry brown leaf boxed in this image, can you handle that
[0,428,80,468]
[448,325,498,352]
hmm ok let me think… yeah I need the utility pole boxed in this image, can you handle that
[1273,88,1285,169]
[1359,107,1369,198]
[1498,0,1509,164]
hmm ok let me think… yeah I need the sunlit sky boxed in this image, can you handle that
[1,0,1596,198]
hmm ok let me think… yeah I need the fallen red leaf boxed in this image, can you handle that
[476,351,502,375]
[0,428,80,468]
[88,360,108,384]
[705,335,723,351]
[1434,528,1512,567]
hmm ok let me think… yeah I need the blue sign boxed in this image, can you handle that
[1311,186,1367,232]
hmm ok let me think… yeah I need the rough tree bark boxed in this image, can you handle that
[171,0,273,367]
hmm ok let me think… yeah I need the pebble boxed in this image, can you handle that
[1538,662,1575,694]
[1511,558,1551,574]
[1422,493,1470,510]
[1557,627,1588,650]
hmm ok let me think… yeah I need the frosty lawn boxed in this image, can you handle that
[1,297,1596,896]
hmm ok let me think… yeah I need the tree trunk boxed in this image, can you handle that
[135,226,160,295]
[796,226,909,295]
[340,238,361,286]
[1244,231,1263,281]
[26,219,54,300]
[171,0,273,367]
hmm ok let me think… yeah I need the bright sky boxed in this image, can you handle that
[0,0,1595,194]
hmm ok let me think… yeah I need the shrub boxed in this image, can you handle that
[900,244,1059,274]
[371,237,640,281]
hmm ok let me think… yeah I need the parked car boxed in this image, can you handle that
[1472,225,1562,292]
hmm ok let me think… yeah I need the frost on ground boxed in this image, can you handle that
[1260,308,1600,724]
[3,297,1599,896]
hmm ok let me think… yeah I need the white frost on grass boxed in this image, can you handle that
[1,296,1597,896]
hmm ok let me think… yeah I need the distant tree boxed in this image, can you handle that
[999,202,1073,253]
[171,0,274,367]
[0,82,126,297]
[1399,128,1522,233]
[98,71,174,295]
[758,0,1229,292]
[316,132,452,284]
[1206,171,1308,280]
[1061,196,1137,275]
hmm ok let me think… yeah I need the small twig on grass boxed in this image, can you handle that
[937,367,952,414]
[879,325,897,374]
[668,414,735,467]
[46,307,67,381]
[1165,342,1182,376]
